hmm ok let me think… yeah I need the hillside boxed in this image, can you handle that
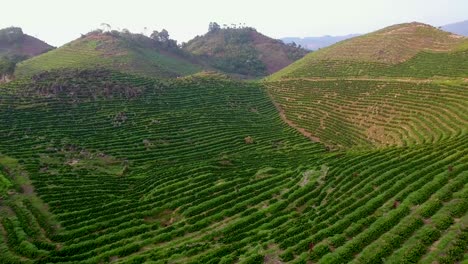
[442,20,468,36]
[270,22,468,79]
[184,26,308,77]
[281,34,361,50]
[15,30,203,78]
[0,70,467,263]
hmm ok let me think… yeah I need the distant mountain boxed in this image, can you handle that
[270,22,468,80]
[183,26,309,77]
[281,34,361,50]
[16,30,203,78]
[441,20,468,36]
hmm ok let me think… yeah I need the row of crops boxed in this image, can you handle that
[0,70,466,263]
[266,79,468,149]
[272,49,468,79]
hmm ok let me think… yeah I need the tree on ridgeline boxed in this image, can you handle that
[150,29,177,49]
[208,22,221,33]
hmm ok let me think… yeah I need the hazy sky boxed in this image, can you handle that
[1,0,467,47]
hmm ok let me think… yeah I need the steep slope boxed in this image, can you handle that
[15,30,203,78]
[270,22,468,79]
[0,71,467,263]
[281,34,361,50]
[0,27,53,59]
[184,27,308,77]
[442,20,468,36]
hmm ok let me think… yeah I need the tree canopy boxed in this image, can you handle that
[0,27,24,44]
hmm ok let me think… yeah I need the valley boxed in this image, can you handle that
[0,19,467,264]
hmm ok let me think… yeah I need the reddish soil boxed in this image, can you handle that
[250,31,307,74]
[21,184,35,195]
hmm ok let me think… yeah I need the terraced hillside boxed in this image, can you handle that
[266,79,468,149]
[0,70,467,263]
[15,31,203,79]
[270,22,468,80]
[265,22,468,150]
[0,70,323,263]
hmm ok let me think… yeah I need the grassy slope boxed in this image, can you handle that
[0,71,466,263]
[16,33,202,78]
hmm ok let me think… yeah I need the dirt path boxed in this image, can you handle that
[267,92,321,143]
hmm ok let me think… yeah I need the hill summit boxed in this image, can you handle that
[183,24,308,77]
[16,29,203,78]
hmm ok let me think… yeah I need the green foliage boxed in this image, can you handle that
[266,79,468,148]
[0,27,24,43]
[0,65,466,264]
[269,23,468,80]
[0,56,16,76]
[184,27,307,77]
[271,50,468,79]
[0,171,12,196]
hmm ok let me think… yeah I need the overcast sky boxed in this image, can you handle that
[1,0,467,47]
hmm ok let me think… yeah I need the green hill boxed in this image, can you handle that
[270,22,468,80]
[15,30,203,78]
[184,26,308,77]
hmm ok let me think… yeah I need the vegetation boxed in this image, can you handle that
[270,22,467,80]
[0,56,17,77]
[13,25,308,79]
[0,27,24,44]
[184,24,308,77]
[0,68,466,263]
[269,49,468,79]
[266,79,468,148]
[0,27,53,73]
[16,29,202,79]
[0,21,467,263]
